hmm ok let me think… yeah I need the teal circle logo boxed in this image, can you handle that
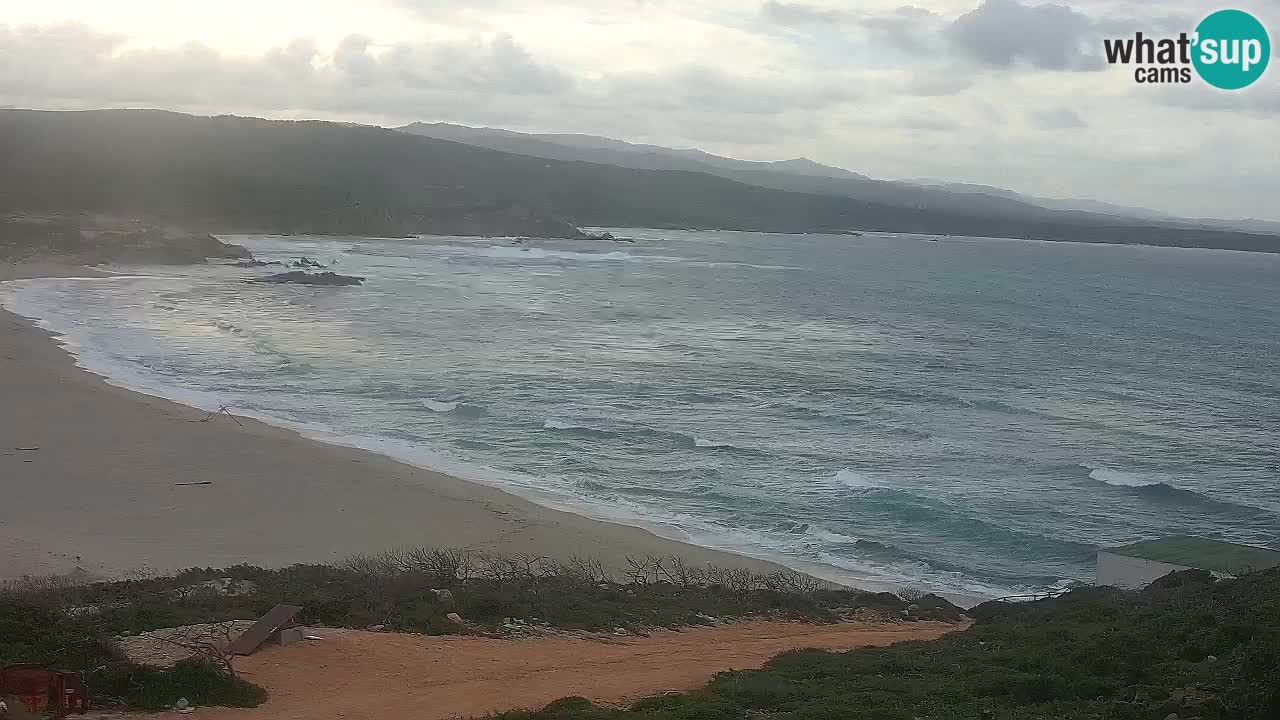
[1192,9,1270,90]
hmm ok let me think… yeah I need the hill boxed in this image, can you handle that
[402,122,1280,244]
[2,109,1277,252]
[399,121,1065,219]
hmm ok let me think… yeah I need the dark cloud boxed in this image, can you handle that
[947,0,1103,71]
[1029,106,1087,129]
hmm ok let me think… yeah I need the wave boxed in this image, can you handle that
[1084,464,1162,488]
[422,399,460,413]
[766,399,932,440]
[1078,463,1275,516]
[543,418,593,431]
[480,246,635,262]
[810,527,859,543]
[541,418,762,453]
[834,469,887,490]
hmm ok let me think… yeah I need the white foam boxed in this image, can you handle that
[811,527,859,543]
[479,246,634,262]
[835,469,883,490]
[1084,464,1162,488]
[693,437,735,449]
[422,399,460,413]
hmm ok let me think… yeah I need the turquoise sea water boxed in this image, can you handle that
[6,229,1278,597]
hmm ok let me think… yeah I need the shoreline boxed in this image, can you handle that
[0,261,822,584]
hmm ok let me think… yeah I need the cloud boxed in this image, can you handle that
[1029,106,1087,128]
[902,68,974,97]
[859,6,942,55]
[1152,80,1280,116]
[760,1,849,25]
[0,21,855,149]
[946,0,1103,71]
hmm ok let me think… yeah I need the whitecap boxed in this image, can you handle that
[1083,463,1162,488]
[835,469,884,490]
[480,246,634,262]
[693,437,735,449]
[422,399,459,413]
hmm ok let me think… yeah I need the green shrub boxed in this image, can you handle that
[88,659,266,711]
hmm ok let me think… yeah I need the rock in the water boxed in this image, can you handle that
[260,271,364,286]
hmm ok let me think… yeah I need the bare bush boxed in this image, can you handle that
[156,621,244,678]
[898,588,925,603]
[400,547,475,585]
[765,571,823,595]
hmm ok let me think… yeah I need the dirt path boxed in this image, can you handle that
[162,620,961,720]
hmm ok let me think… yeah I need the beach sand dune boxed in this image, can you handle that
[0,263,788,580]
[147,620,962,719]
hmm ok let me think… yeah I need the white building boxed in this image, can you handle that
[1096,536,1280,590]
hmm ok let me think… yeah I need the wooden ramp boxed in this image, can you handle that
[228,604,303,656]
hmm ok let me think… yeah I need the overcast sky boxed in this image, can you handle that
[2,0,1277,220]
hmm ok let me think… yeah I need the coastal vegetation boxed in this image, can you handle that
[498,568,1280,720]
[5,549,1277,717]
[0,549,958,711]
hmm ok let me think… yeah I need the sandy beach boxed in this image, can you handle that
[0,262,790,580]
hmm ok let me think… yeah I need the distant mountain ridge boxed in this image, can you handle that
[399,121,1053,218]
[400,122,1273,234]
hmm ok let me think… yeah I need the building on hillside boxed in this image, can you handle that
[1096,536,1280,590]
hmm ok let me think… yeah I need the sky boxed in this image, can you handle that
[1,0,1277,220]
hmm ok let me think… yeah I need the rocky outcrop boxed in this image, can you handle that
[1,216,251,264]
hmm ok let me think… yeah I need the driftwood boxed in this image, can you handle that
[192,405,243,427]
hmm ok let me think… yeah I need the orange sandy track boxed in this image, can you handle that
[169,620,963,720]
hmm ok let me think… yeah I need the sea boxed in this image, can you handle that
[4,229,1278,599]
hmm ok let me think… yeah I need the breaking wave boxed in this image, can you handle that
[1084,464,1162,488]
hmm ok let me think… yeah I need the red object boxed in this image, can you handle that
[53,672,88,715]
[0,664,88,716]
